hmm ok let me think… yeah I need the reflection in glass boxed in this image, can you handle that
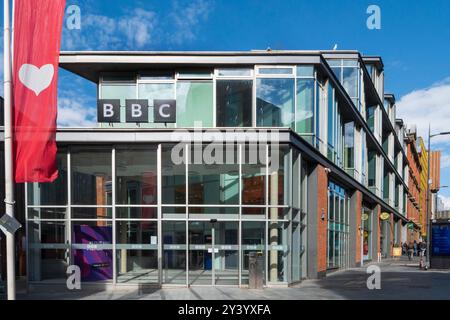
[28,208,67,220]
[138,83,175,127]
[72,207,112,219]
[216,80,253,127]
[188,221,212,285]
[241,221,265,285]
[27,152,67,205]
[242,145,266,207]
[162,145,186,205]
[188,145,239,205]
[116,147,157,205]
[268,221,288,282]
[296,79,315,134]
[268,145,290,206]
[163,221,186,284]
[116,221,158,283]
[257,78,294,128]
[177,81,213,127]
[71,149,112,205]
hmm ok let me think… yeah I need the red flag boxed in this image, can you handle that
[13,0,66,183]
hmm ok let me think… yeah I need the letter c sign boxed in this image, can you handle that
[154,99,176,123]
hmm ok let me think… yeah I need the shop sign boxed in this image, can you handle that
[362,213,369,221]
[97,99,176,123]
[408,222,414,230]
[380,212,390,220]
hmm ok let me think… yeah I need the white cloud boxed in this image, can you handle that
[169,0,212,44]
[397,79,450,146]
[62,8,157,50]
[58,96,96,127]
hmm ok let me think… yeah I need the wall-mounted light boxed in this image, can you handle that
[321,209,325,221]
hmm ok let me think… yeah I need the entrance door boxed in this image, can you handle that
[188,221,239,286]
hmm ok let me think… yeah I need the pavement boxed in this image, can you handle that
[13,257,450,300]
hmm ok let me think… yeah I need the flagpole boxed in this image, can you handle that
[3,0,16,300]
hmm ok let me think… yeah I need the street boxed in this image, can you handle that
[15,257,450,300]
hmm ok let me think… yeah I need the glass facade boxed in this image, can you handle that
[327,182,350,270]
[26,143,306,286]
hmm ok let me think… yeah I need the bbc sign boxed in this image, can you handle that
[97,99,176,123]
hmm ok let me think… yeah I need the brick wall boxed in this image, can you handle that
[354,191,362,265]
[316,165,328,276]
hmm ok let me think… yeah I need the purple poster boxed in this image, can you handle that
[73,225,113,281]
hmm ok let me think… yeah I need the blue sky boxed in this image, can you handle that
[1,0,450,205]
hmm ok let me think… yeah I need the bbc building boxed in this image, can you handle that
[0,50,417,288]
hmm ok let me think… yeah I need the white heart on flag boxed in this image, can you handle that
[18,64,54,96]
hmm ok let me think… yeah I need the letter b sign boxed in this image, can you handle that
[126,99,148,122]
[98,99,120,122]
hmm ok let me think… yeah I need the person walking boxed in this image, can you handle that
[408,241,414,261]
[413,240,418,256]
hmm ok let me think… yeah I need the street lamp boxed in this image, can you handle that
[425,126,450,268]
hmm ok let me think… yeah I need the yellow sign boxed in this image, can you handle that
[380,212,390,220]
[393,247,402,257]
[362,213,369,221]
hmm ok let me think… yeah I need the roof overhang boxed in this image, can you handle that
[59,50,324,83]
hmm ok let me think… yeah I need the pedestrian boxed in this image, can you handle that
[413,240,418,256]
[408,241,414,261]
[419,241,427,257]
[402,242,408,256]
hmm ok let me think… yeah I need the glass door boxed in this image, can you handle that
[188,221,239,286]
[188,221,213,285]
[213,222,239,285]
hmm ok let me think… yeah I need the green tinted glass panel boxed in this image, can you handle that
[177,81,213,127]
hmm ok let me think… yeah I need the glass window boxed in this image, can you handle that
[116,220,158,283]
[72,207,112,219]
[216,80,253,127]
[28,208,67,220]
[27,152,67,205]
[176,81,213,127]
[138,83,175,126]
[296,79,315,134]
[342,67,358,98]
[139,71,174,80]
[269,145,290,206]
[188,145,239,205]
[296,66,314,77]
[344,122,355,168]
[258,67,293,75]
[327,83,335,161]
[162,221,186,284]
[71,149,112,205]
[177,70,212,79]
[241,221,265,284]
[100,84,136,107]
[268,221,288,282]
[367,106,375,131]
[102,74,135,82]
[242,145,266,206]
[368,151,376,187]
[256,78,295,128]
[116,146,157,205]
[162,145,186,205]
[217,68,252,77]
